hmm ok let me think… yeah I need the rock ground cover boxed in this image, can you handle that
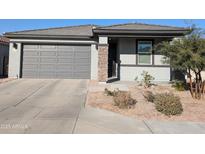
[87,80,205,122]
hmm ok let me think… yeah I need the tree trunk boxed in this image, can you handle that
[198,72,204,99]
[198,81,202,99]
[188,69,194,98]
[194,72,203,100]
[194,72,199,99]
[202,81,205,99]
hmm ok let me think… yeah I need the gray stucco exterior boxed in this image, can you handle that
[117,38,171,81]
[7,37,171,81]
[8,42,21,78]
[91,44,98,80]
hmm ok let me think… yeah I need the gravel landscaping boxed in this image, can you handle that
[86,80,205,122]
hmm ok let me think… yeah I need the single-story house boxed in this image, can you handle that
[4,23,190,82]
[0,36,9,77]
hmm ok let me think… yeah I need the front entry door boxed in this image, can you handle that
[108,43,117,78]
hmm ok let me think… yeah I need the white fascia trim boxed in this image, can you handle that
[10,39,97,44]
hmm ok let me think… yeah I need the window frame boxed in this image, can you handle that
[137,40,153,65]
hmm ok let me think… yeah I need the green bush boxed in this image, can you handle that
[141,71,155,88]
[171,80,187,91]
[113,91,137,109]
[104,88,119,96]
[143,91,155,103]
[154,93,183,116]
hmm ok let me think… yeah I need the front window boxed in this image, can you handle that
[137,41,152,65]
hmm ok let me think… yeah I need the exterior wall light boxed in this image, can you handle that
[13,43,18,50]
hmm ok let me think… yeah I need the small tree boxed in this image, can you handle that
[141,71,155,88]
[155,26,205,99]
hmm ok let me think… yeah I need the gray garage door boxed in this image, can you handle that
[22,44,91,79]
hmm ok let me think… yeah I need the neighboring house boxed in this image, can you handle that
[4,23,190,82]
[0,36,9,77]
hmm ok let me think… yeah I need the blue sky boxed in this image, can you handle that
[0,19,204,35]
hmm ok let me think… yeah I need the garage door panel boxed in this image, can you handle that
[58,55,73,59]
[75,57,90,61]
[74,46,90,51]
[39,64,56,70]
[39,71,55,77]
[23,50,39,56]
[56,74,73,78]
[57,58,73,63]
[22,44,91,79]
[56,65,73,70]
[24,45,39,49]
[75,52,90,58]
[75,48,90,52]
[23,64,38,70]
[40,45,56,49]
[75,61,90,65]
[40,51,56,56]
[75,58,90,64]
[74,72,90,79]
[40,57,57,63]
[22,71,38,78]
[57,45,73,50]
[23,69,39,73]
[56,70,73,75]
[74,65,90,71]
[58,52,73,57]
[23,57,39,63]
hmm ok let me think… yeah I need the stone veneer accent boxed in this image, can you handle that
[98,44,108,82]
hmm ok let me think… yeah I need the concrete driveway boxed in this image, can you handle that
[0,79,205,134]
[0,79,88,133]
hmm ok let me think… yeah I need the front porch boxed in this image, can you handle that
[97,36,172,83]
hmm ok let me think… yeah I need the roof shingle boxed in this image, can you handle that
[5,25,97,37]
[95,23,189,30]
[4,23,190,38]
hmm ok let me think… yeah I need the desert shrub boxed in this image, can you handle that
[171,80,187,91]
[135,76,138,82]
[104,88,119,96]
[143,91,155,103]
[113,91,137,109]
[105,88,137,109]
[154,93,183,116]
[141,71,155,88]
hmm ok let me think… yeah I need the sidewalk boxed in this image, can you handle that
[74,107,205,134]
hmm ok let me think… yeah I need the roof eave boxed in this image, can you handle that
[93,29,190,36]
[4,34,93,39]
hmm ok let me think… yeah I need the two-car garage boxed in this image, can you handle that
[6,25,98,80]
[21,44,91,79]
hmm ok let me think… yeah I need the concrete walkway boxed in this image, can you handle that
[0,79,205,134]
[75,107,205,134]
